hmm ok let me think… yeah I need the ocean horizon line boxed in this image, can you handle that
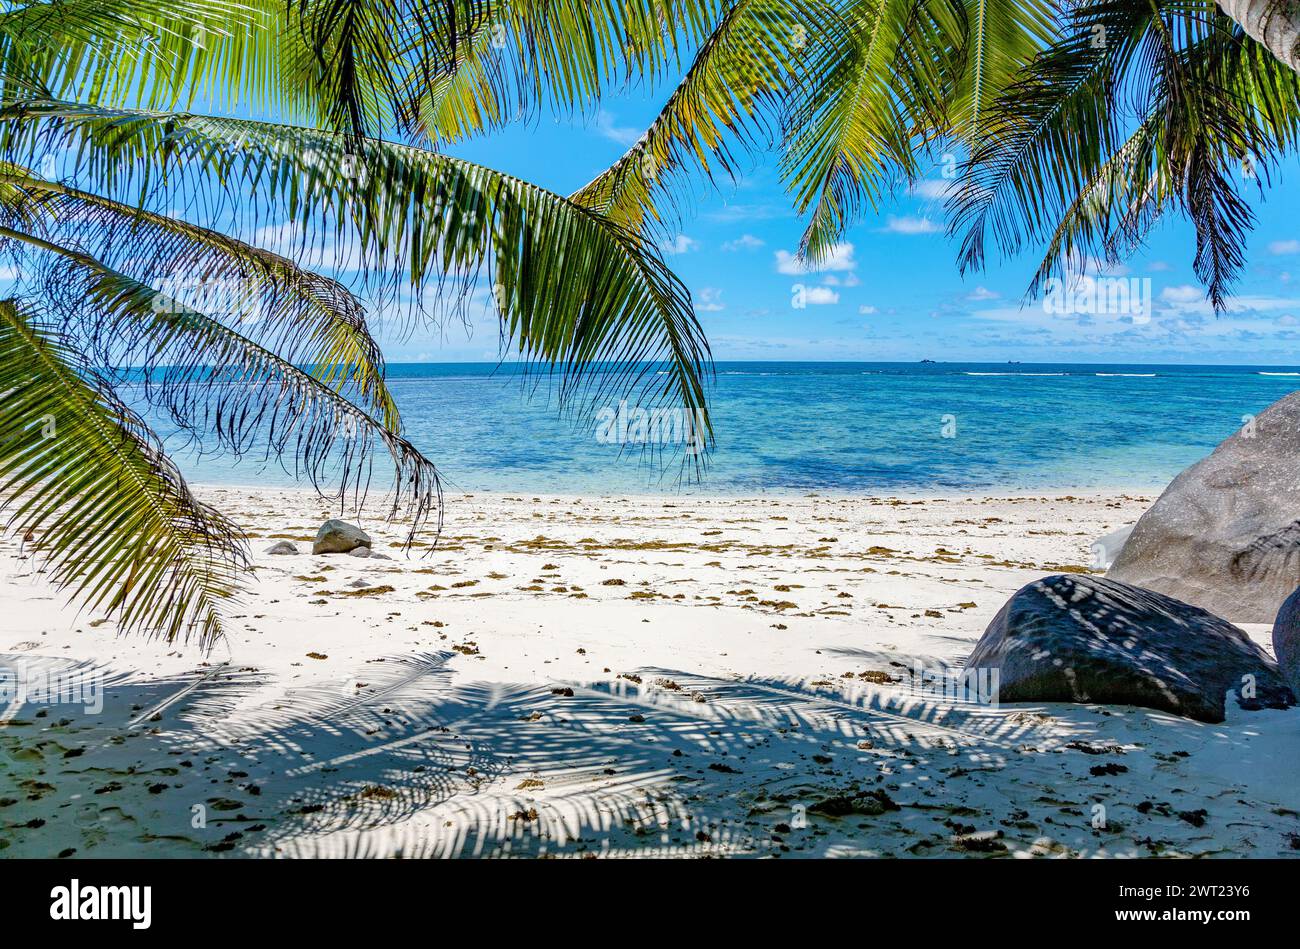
[373,358,1300,369]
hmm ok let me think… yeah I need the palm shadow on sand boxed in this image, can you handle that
[3,651,1297,858]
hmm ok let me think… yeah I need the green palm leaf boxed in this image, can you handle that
[410,0,728,147]
[780,0,957,261]
[569,0,809,234]
[0,163,400,428]
[285,0,488,142]
[0,1,732,651]
[947,0,1058,136]
[948,2,1153,277]
[952,1,1300,310]
[0,222,443,538]
[0,96,713,433]
[0,297,246,645]
[0,0,290,114]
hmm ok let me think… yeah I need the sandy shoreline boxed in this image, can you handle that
[3,486,1298,858]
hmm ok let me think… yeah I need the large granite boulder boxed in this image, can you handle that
[1108,391,1300,623]
[966,574,1295,723]
[312,519,371,555]
[1272,586,1300,693]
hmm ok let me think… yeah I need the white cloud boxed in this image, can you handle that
[1269,239,1300,256]
[882,215,941,235]
[721,234,765,252]
[1160,284,1205,305]
[696,287,725,312]
[659,235,698,255]
[966,286,999,301]
[1087,257,1130,276]
[706,203,785,223]
[775,242,857,275]
[594,110,642,147]
[859,304,877,315]
[801,287,840,305]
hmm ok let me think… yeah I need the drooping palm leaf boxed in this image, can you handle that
[411,0,729,147]
[0,0,293,115]
[781,0,961,261]
[946,0,1060,137]
[285,0,491,143]
[0,164,399,428]
[777,0,1057,261]
[0,1,733,654]
[0,222,443,537]
[569,0,810,234]
[948,1,1155,277]
[0,297,246,645]
[952,1,1300,309]
[0,96,713,435]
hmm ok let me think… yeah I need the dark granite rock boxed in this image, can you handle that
[966,574,1295,723]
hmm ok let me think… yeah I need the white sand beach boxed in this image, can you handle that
[3,487,1298,859]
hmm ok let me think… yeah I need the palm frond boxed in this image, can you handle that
[952,1,1300,310]
[0,163,399,428]
[285,0,491,143]
[569,0,809,235]
[0,297,246,645]
[948,1,1153,276]
[780,0,957,261]
[411,0,729,146]
[0,223,443,541]
[1022,111,1164,299]
[946,0,1059,137]
[0,0,294,115]
[0,96,713,438]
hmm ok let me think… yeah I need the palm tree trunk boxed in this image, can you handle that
[1218,0,1300,71]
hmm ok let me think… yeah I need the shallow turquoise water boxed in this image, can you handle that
[145,362,1300,495]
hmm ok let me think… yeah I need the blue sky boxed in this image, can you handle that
[395,92,1300,367]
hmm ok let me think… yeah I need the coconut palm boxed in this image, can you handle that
[557,1,1058,260]
[949,1,1300,310]
[561,1,1299,304]
[0,0,717,646]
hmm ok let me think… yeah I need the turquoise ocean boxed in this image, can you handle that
[151,362,1300,495]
